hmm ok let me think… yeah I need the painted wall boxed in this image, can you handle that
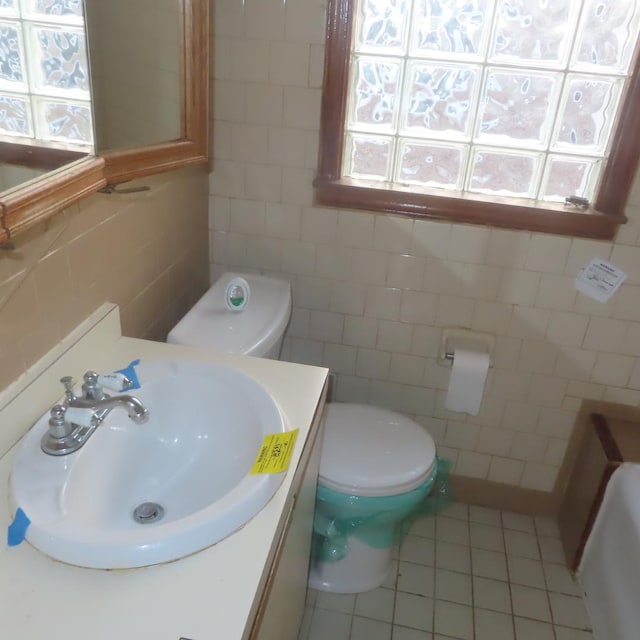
[0,166,209,392]
[209,0,640,493]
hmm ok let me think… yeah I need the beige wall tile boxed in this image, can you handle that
[208,0,640,496]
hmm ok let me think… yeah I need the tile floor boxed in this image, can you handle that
[298,503,594,640]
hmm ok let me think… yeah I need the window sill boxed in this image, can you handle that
[314,177,626,240]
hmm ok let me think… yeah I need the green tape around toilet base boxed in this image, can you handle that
[312,457,452,564]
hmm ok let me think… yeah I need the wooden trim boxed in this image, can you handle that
[2,156,106,239]
[0,142,86,170]
[316,0,635,238]
[592,412,624,463]
[315,178,625,239]
[449,474,561,516]
[0,0,210,244]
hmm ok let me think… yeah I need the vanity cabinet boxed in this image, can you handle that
[250,391,326,640]
[559,413,640,572]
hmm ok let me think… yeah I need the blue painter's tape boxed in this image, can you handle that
[115,359,141,390]
[7,508,30,546]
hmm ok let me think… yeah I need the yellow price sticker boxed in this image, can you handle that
[250,429,299,475]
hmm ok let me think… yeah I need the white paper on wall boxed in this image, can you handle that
[575,258,626,304]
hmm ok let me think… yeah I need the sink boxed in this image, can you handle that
[10,359,289,569]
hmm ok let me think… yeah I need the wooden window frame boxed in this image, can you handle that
[315,0,640,240]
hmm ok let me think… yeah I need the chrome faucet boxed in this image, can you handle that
[41,371,149,456]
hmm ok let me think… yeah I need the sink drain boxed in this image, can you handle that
[133,502,165,524]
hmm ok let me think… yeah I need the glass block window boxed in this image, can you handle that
[343,0,640,204]
[0,0,92,148]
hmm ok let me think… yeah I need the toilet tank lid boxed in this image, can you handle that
[319,403,437,497]
[167,272,291,356]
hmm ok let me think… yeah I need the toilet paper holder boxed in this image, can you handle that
[438,329,494,366]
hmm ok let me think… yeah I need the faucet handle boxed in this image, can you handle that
[48,404,71,439]
[59,376,76,404]
[82,371,106,401]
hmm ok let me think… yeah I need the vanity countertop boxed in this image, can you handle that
[0,304,328,640]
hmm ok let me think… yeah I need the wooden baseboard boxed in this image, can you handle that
[449,474,561,516]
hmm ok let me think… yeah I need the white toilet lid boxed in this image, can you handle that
[319,403,437,497]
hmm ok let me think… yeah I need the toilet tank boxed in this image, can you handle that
[167,272,292,359]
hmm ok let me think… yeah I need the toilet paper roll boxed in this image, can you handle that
[445,349,490,416]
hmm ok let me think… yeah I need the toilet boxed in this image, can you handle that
[168,272,438,593]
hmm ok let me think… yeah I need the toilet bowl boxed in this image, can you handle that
[310,402,437,593]
[168,272,438,593]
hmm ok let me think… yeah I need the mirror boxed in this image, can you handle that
[0,0,208,243]
[85,0,182,152]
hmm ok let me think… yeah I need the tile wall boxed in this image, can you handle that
[0,166,210,392]
[209,0,640,494]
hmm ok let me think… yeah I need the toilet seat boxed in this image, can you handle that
[319,403,436,497]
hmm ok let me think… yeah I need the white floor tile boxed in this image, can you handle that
[434,568,472,605]
[433,599,474,640]
[308,608,352,640]
[400,535,436,566]
[510,584,552,622]
[469,521,505,552]
[394,592,434,631]
[397,561,435,597]
[350,616,392,640]
[469,505,502,526]
[548,592,592,630]
[513,617,555,640]
[435,540,471,574]
[504,529,540,560]
[507,555,546,589]
[409,515,436,539]
[354,587,395,622]
[301,503,593,640]
[392,624,433,640]
[435,516,470,546]
[542,562,582,596]
[501,511,536,534]
[474,608,515,640]
[538,535,567,564]
[554,626,595,640]
[472,576,512,614]
[471,548,508,581]
[439,502,469,521]
[315,590,356,614]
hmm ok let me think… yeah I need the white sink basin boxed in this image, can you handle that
[10,360,289,569]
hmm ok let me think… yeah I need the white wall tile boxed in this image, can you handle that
[356,348,392,380]
[209,0,640,493]
[423,258,465,294]
[435,294,474,327]
[448,224,490,264]
[486,229,530,268]
[365,286,403,321]
[582,317,628,352]
[377,320,413,353]
[498,269,540,306]
[545,311,589,347]
[269,42,309,86]
[591,352,635,387]
[309,309,344,342]
[336,210,376,248]
[525,235,571,273]
[373,215,414,253]
[399,290,438,325]
[411,219,452,259]
[329,281,366,316]
[387,254,426,290]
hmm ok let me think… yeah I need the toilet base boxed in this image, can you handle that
[308,537,393,594]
